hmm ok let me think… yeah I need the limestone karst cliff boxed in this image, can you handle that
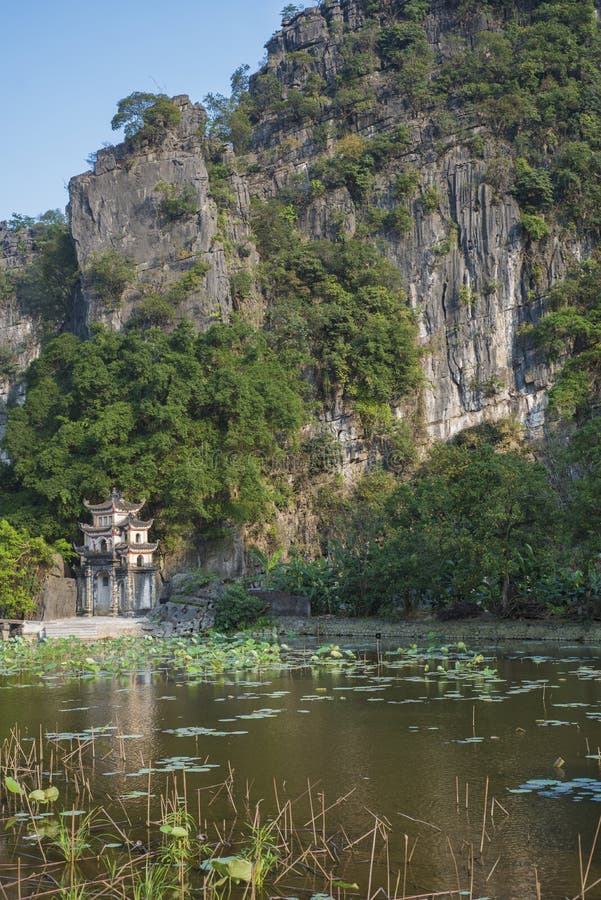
[1,0,599,569]
[62,0,592,447]
[0,226,37,414]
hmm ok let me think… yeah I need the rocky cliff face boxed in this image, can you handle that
[384,149,575,441]
[1,0,591,484]
[241,0,583,442]
[63,0,583,452]
[69,96,233,333]
[0,226,39,455]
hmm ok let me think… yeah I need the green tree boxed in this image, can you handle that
[0,520,54,618]
[252,202,422,412]
[16,215,79,333]
[281,4,303,19]
[378,444,558,614]
[83,251,136,310]
[563,418,601,551]
[204,66,254,152]
[532,250,601,418]
[111,92,181,143]
[2,322,305,545]
[249,546,284,586]
[213,583,268,632]
[154,181,199,221]
[6,213,35,232]
[316,441,559,617]
[513,158,554,210]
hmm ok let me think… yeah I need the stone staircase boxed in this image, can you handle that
[33,617,146,640]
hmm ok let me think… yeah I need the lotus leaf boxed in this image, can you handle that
[207,855,253,883]
[4,776,24,795]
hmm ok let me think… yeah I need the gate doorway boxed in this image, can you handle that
[94,573,112,615]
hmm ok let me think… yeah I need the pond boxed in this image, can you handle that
[1,636,601,898]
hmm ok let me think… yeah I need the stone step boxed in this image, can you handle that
[44,625,98,636]
[38,617,146,641]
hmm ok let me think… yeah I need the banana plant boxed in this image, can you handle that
[249,546,284,587]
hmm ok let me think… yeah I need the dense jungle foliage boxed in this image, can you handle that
[0,322,305,545]
[0,520,66,618]
[252,201,422,420]
[0,212,77,343]
[526,249,601,418]
[271,420,601,619]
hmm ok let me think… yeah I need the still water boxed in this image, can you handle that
[2,641,601,898]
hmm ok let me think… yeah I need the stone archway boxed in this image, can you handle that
[94,570,112,615]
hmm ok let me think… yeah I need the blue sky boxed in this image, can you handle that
[1,0,293,221]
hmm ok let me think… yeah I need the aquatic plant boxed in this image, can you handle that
[0,715,600,898]
[129,861,177,900]
[0,633,283,679]
[52,811,93,866]
[391,640,498,680]
[242,820,280,886]
[309,643,357,664]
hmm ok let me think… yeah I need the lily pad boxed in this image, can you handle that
[4,776,24,795]
[510,778,601,802]
[203,856,253,883]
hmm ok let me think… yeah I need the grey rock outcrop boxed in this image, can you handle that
[159,530,246,582]
[69,96,255,335]
[1,1,584,452]
[36,554,77,620]
[149,600,217,636]
[387,149,573,441]
[246,0,580,446]
[0,225,40,455]
[149,570,227,635]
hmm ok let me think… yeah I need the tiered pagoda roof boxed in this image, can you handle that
[83,488,144,514]
[123,514,154,529]
[79,513,154,535]
[79,523,114,534]
[77,489,158,562]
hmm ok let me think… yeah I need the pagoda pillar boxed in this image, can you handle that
[83,566,94,617]
[127,570,137,617]
[111,574,119,617]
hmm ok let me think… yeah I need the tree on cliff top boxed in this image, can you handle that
[281,4,303,19]
[111,92,181,143]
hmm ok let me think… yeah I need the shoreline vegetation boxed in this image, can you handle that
[256,613,601,645]
[1,0,600,893]
[2,417,600,628]
[0,633,491,677]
